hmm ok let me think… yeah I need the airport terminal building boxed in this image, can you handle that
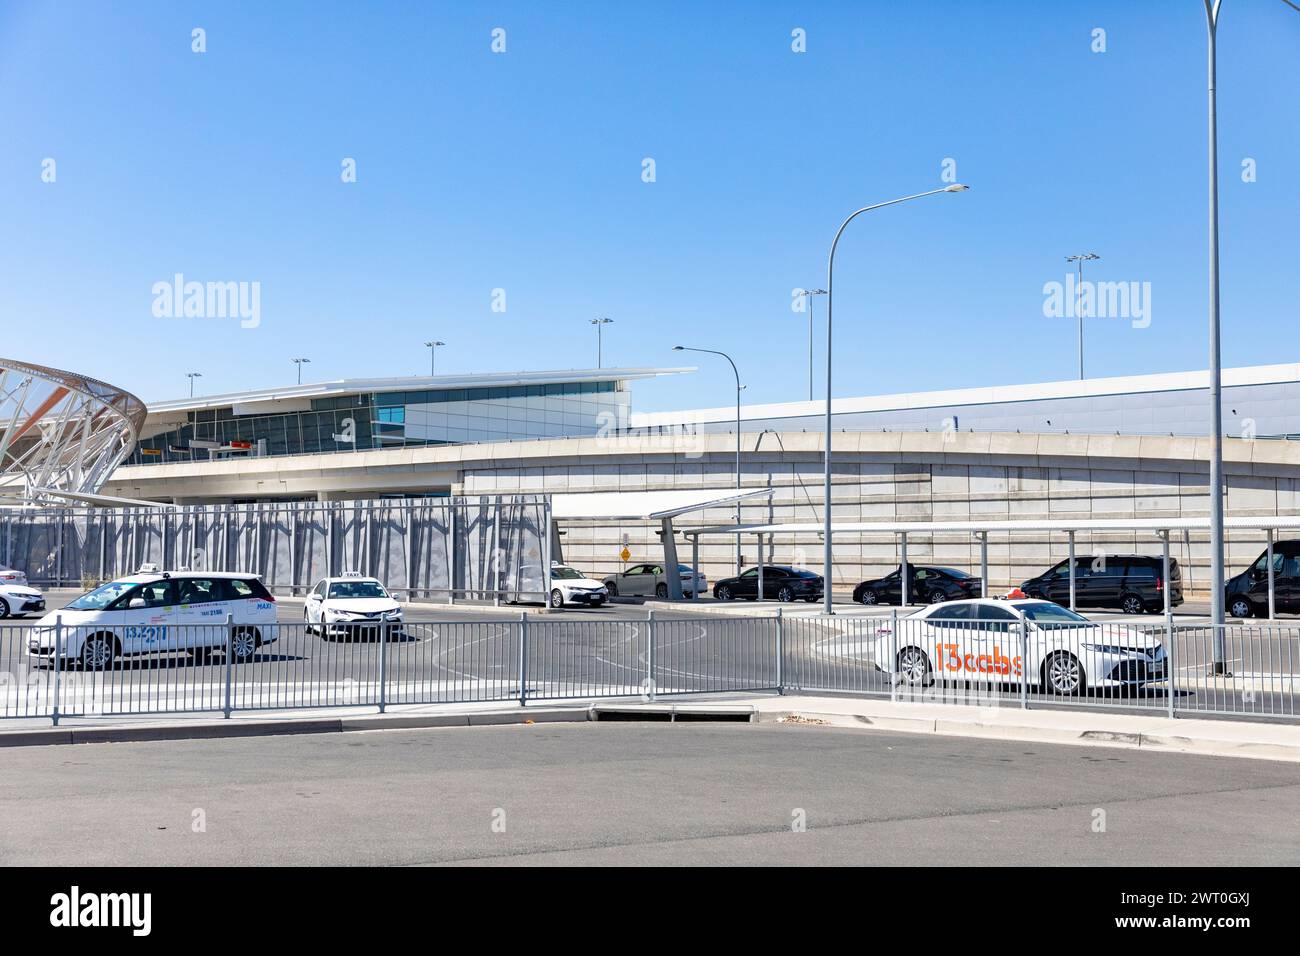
[93,362,1300,597]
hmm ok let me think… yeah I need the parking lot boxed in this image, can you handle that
[0,588,1295,722]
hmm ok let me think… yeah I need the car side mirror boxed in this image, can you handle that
[129,598,146,609]
[308,594,322,602]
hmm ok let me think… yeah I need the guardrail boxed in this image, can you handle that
[0,612,1295,725]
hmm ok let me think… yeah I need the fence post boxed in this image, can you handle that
[52,615,62,727]
[222,613,234,718]
[775,606,784,695]
[889,607,898,703]
[518,611,528,707]
[646,609,656,701]
[1018,617,1029,710]
[378,621,389,714]
[1166,619,1175,720]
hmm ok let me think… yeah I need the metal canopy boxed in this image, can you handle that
[551,487,772,521]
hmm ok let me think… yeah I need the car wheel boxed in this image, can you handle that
[777,585,795,602]
[655,583,668,599]
[80,632,117,671]
[928,591,946,605]
[606,582,619,597]
[895,647,933,687]
[1044,651,1085,695]
[1229,596,1254,619]
[550,588,564,609]
[716,585,733,601]
[230,627,259,662]
[303,610,316,635]
[858,589,878,606]
[1120,593,1146,615]
[0,598,8,619]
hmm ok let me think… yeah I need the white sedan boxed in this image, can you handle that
[0,581,45,618]
[602,563,707,599]
[872,598,1167,695]
[546,565,609,608]
[305,574,403,639]
[0,565,28,587]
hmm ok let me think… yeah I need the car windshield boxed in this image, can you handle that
[1019,602,1091,625]
[328,581,388,599]
[66,580,139,611]
[936,567,973,578]
[790,569,819,578]
[551,567,584,580]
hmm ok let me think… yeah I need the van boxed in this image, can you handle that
[27,571,278,669]
[1020,555,1183,615]
[1225,540,1300,618]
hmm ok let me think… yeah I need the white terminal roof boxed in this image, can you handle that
[147,367,695,416]
[631,362,1300,428]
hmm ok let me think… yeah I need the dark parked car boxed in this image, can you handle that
[713,566,823,602]
[1021,555,1182,615]
[1225,540,1300,618]
[853,566,982,606]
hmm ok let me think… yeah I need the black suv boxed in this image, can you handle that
[1021,555,1182,615]
[713,566,823,602]
[853,566,982,605]
[1225,540,1300,618]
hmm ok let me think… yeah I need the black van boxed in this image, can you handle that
[1021,555,1183,615]
[1225,540,1300,618]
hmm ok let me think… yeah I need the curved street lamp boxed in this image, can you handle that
[821,184,970,614]
[673,345,743,575]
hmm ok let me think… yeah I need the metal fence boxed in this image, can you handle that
[0,612,1296,725]
[0,496,552,602]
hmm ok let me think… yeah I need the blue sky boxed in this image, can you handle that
[0,0,1296,412]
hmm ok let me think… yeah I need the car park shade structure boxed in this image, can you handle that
[550,488,774,600]
[679,515,1300,621]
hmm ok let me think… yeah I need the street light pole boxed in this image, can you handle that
[796,289,827,401]
[292,358,311,385]
[186,372,202,398]
[822,184,969,615]
[1065,253,1099,379]
[1204,0,1228,671]
[424,340,445,376]
[673,345,743,575]
[590,318,613,368]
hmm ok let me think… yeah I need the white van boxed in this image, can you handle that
[27,571,278,670]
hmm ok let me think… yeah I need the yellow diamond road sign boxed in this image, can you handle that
[620,547,631,562]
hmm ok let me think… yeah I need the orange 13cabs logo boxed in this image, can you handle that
[935,643,1023,677]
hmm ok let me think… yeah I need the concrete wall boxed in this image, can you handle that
[457,431,1300,597]
[107,429,1300,598]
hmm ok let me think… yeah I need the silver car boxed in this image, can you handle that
[602,563,707,599]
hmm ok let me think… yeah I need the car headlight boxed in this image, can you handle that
[1082,643,1145,656]
[383,609,402,620]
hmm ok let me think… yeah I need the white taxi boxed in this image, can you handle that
[872,598,1167,695]
[27,570,278,670]
[304,573,403,639]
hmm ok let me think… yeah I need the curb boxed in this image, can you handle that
[752,708,1300,763]
[0,707,594,749]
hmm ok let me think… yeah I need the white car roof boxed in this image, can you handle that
[110,571,261,585]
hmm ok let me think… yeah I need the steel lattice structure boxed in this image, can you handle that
[0,359,145,504]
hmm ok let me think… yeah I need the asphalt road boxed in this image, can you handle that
[1,722,1297,866]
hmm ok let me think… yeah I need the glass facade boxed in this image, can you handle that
[129,381,626,466]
